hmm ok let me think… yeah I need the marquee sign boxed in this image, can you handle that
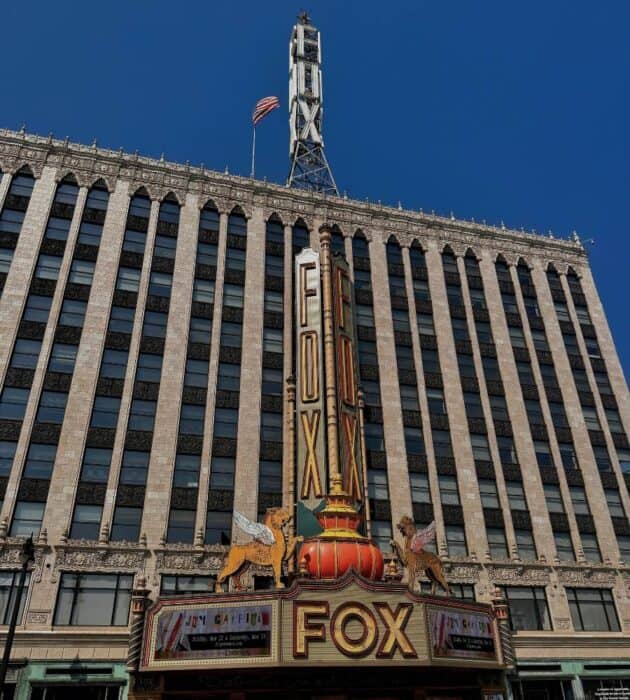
[140,573,502,671]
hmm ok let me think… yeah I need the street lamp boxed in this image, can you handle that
[0,536,35,698]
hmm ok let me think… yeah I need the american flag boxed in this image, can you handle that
[252,96,280,126]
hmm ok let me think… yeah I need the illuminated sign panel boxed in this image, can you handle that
[295,249,327,526]
[141,575,501,671]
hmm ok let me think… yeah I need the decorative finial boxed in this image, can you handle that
[397,200,402,210]
[343,190,348,199]
[38,528,48,545]
[159,532,167,547]
[98,522,109,543]
[571,230,581,243]
[118,146,124,155]
[0,518,8,540]
[19,123,26,135]
[60,527,69,544]
[64,136,69,147]
[224,165,229,175]
[47,132,53,144]
[450,210,455,220]
[298,10,310,24]
[194,527,204,547]
[139,533,147,547]
[91,138,98,149]
[159,153,165,162]
[500,220,506,230]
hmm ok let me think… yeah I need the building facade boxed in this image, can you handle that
[0,127,628,699]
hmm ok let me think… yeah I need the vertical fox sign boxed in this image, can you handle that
[331,254,364,503]
[295,248,327,534]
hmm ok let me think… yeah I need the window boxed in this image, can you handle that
[91,396,121,428]
[129,194,151,219]
[168,509,196,544]
[451,318,469,342]
[364,423,385,452]
[392,309,410,332]
[111,506,142,541]
[205,511,233,545]
[263,328,283,354]
[217,363,241,392]
[409,472,431,503]
[502,587,551,631]
[488,527,509,559]
[534,441,553,468]
[116,267,141,292]
[0,387,30,420]
[226,248,246,272]
[539,363,559,388]
[554,303,570,322]
[509,327,526,348]
[471,434,491,462]
[439,475,460,506]
[154,234,177,259]
[10,501,44,536]
[189,316,212,344]
[416,313,435,336]
[582,407,600,431]
[196,242,217,267]
[259,460,282,493]
[563,333,580,355]
[264,290,283,314]
[173,453,200,488]
[108,305,135,334]
[515,529,537,560]
[36,391,68,423]
[575,306,591,325]
[223,284,244,308]
[482,357,500,381]
[617,450,630,474]
[445,525,467,556]
[100,349,128,379]
[584,337,601,359]
[569,486,590,515]
[605,409,623,434]
[220,321,243,347]
[371,520,393,552]
[516,361,535,385]
[142,310,167,338]
[0,571,32,625]
[214,409,238,438]
[54,573,133,626]
[261,412,282,442]
[10,339,42,369]
[128,400,156,432]
[404,426,424,455]
[446,285,462,306]
[179,404,205,435]
[358,340,378,366]
[77,221,103,247]
[23,443,57,479]
[80,448,112,483]
[368,470,389,500]
[356,305,375,328]
[525,399,544,426]
[426,388,446,415]
[502,294,518,314]
[524,299,541,319]
[476,322,493,344]
[68,259,95,286]
[136,353,162,383]
[184,358,208,388]
[463,392,484,419]
[581,534,601,563]
[432,430,453,458]
[148,271,172,297]
[554,532,575,561]
[566,588,620,632]
[122,229,147,254]
[594,372,613,395]
[161,575,215,597]
[544,485,565,513]
[35,254,62,280]
[618,535,630,563]
[413,278,430,301]
[457,354,476,378]
[70,504,102,539]
[85,183,109,211]
[119,451,149,485]
[48,343,77,374]
[549,402,568,428]
[23,295,52,323]
[54,181,79,206]
[262,367,283,396]
[422,348,440,374]
[489,395,509,422]
[399,384,419,411]
[572,368,590,393]
[266,254,284,277]
[497,437,517,465]
[604,489,625,518]
[593,445,611,472]
[362,380,381,407]
[531,330,549,351]
[0,441,17,476]
[506,481,527,510]
[479,479,500,508]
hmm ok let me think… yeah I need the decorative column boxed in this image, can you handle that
[126,575,151,673]
[492,586,515,670]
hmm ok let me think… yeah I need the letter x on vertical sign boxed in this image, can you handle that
[301,410,323,499]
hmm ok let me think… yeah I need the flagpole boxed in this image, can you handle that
[250,125,256,179]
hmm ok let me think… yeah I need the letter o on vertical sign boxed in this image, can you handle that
[330,602,378,657]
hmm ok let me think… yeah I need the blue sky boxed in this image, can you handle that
[3,1,629,380]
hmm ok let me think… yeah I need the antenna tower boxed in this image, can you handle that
[287,13,339,196]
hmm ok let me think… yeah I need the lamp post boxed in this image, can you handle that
[0,536,34,698]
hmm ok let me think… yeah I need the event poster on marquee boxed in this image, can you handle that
[427,606,497,662]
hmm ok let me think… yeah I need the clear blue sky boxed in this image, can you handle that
[4,1,629,381]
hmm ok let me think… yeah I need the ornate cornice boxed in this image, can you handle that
[0,128,587,268]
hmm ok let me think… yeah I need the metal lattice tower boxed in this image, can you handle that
[287,13,339,196]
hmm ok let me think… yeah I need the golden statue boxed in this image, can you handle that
[390,517,452,596]
[216,507,303,592]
